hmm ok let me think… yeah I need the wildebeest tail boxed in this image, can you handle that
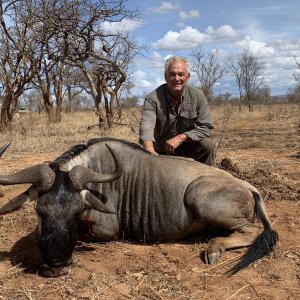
[227,191,279,275]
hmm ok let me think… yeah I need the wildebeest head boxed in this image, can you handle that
[0,144,123,277]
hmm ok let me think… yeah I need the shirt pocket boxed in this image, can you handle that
[179,110,197,132]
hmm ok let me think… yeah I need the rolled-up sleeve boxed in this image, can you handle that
[139,97,157,143]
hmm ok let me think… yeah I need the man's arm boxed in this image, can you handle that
[183,90,214,141]
[139,97,158,154]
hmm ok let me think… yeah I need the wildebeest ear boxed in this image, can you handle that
[68,144,123,190]
[80,190,116,214]
[0,187,38,215]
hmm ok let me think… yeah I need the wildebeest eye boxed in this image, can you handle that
[74,211,82,218]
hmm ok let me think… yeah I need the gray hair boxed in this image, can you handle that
[164,56,190,75]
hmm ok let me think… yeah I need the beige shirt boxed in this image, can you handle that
[139,84,214,152]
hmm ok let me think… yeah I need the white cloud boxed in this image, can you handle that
[153,25,242,51]
[153,26,210,50]
[179,9,199,21]
[233,36,276,58]
[206,25,240,39]
[133,70,146,78]
[152,51,165,62]
[100,19,144,34]
[131,71,152,92]
[148,1,180,14]
[273,39,300,57]
[176,22,185,28]
[130,67,165,97]
[134,51,165,70]
[273,57,297,69]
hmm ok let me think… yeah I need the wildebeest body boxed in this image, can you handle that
[73,139,251,242]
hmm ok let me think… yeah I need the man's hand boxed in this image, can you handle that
[164,133,190,154]
[143,141,159,155]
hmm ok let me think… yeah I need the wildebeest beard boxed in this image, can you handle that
[38,216,78,268]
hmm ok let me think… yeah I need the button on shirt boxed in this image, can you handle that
[139,84,214,153]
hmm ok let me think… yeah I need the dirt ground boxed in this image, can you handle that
[0,105,299,299]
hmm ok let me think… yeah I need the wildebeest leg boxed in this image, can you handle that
[185,177,262,265]
[205,225,261,264]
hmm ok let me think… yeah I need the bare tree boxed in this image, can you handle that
[227,57,244,111]
[190,47,227,103]
[0,0,141,129]
[228,49,265,111]
[0,0,65,125]
[29,0,141,128]
[98,37,135,128]
[32,56,57,122]
[294,56,300,84]
[76,23,138,129]
[24,89,44,112]
[64,67,85,113]
[0,0,37,130]
[25,0,80,123]
[52,62,66,122]
[256,85,271,105]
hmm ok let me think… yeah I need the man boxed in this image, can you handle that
[139,56,215,165]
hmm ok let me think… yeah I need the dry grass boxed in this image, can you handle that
[212,103,299,150]
[0,102,300,299]
[0,108,141,156]
[1,103,298,155]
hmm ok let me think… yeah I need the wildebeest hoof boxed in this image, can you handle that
[205,251,221,264]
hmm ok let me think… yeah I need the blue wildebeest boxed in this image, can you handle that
[0,138,278,277]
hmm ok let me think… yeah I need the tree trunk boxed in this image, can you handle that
[55,86,63,122]
[107,92,117,128]
[0,106,10,131]
[55,106,62,122]
[54,64,65,122]
[239,95,242,112]
[0,95,14,130]
[95,94,107,129]
[42,91,55,123]
[66,86,73,113]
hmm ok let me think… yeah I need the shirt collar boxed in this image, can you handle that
[164,84,187,103]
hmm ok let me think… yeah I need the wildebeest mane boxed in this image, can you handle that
[49,137,147,171]
[87,137,147,153]
[88,138,199,163]
[49,144,87,171]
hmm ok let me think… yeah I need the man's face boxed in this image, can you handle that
[165,61,190,97]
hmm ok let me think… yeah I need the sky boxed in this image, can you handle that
[106,0,300,98]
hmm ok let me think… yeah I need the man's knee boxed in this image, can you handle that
[195,138,216,165]
[197,138,216,153]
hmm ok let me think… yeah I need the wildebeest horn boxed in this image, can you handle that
[0,142,11,158]
[0,164,55,192]
[0,186,38,215]
[69,144,123,190]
